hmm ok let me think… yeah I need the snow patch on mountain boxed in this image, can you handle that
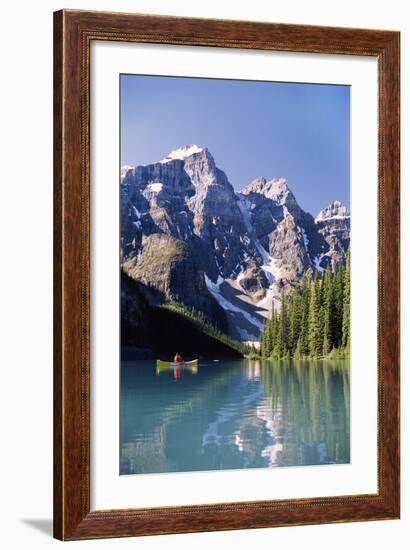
[146,182,164,193]
[132,205,141,218]
[313,253,326,273]
[255,241,275,285]
[254,241,283,314]
[160,145,203,164]
[205,274,263,331]
[301,227,309,251]
[237,195,254,234]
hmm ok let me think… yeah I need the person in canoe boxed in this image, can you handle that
[173,352,183,364]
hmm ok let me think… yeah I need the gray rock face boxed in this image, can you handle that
[121,146,350,340]
[315,200,350,270]
[121,147,256,278]
[122,233,226,327]
[239,177,329,283]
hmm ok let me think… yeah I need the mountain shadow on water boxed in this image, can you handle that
[121,271,244,360]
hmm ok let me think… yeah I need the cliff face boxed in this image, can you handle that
[121,146,350,340]
[315,201,351,270]
[122,233,227,329]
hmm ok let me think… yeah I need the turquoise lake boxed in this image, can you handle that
[120,359,350,475]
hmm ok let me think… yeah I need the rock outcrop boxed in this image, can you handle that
[315,200,350,270]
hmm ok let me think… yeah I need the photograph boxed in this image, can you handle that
[1,1,403,545]
[119,74,351,476]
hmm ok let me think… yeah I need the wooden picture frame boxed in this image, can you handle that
[53,9,400,541]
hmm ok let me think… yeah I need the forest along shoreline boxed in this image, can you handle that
[257,256,350,361]
[121,255,350,363]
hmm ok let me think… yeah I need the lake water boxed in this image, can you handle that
[120,359,350,475]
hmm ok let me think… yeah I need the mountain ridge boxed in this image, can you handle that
[120,146,350,341]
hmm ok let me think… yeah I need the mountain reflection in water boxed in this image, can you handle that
[120,359,350,475]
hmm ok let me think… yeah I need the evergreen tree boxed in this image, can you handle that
[260,319,269,357]
[279,289,288,355]
[288,294,299,355]
[308,272,322,357]
[333,265,345,347]
[321,266,333,355]
[258,259,350,359]
[271,310,279,358]
[265,316,274,357]
[342,252,350,350]
[299,274,311,356]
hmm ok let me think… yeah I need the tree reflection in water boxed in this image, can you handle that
[120,359,350,475]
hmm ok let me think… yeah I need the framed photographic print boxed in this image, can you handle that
[54,9,400,540]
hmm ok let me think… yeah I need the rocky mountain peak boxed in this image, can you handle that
[145,144,221,190]
[241,177,289,203]
[159,144,204,164]
[314,200,350,273]
[315,200,350,223]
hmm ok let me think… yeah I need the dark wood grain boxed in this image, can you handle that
[53,9,400,541]
[53,10,63,541]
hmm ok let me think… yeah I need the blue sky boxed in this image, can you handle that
[121,74,350,216]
